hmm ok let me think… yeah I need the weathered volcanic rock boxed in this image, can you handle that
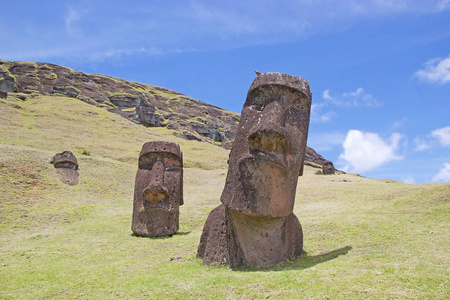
[0,65,16,93]
[132,141,183,237]
[0,60,239,147]
[197,72,311,268]
[50,151,79,170]
[50,151,79,185]
[322,160,336,175]
[304,146,328,168]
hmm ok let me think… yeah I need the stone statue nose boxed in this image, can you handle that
[142,159,168,202]
[261,100,285,126]
[152,159,165,185]
[248,101,287,155]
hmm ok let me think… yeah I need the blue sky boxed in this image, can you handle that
[1,0,449,184]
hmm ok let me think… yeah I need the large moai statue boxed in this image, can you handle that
[197,72,312,267]
[132,141,183,237]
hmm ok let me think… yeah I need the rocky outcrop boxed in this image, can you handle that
[304,146,328,168]
[0,65,17,93]
[0,60,239,147]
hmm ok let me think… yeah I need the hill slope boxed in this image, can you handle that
[0,60,240,146]
[0,93,449,298]
[0,60,329,166]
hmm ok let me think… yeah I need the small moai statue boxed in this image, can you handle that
[50,151,79,185]
[132,141,183,237]
[322,160,335,175]
[197,72,312,267]
[51,151,79,170]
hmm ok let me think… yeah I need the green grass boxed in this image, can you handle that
[0,95,449,299]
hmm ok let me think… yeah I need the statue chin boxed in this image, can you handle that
[238,158,294,218]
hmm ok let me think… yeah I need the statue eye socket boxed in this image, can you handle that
[139,153,158,170]
[163,153,181,169]
[165,165,181,172]
[139,152,181,170]
[245,98,272,112]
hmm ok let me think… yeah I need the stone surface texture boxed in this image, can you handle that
[132,141,183,237]
[50,151,79,170]
[197,72,312,267]
[50,151,79,185]
[0,60,239,148]
[322,160,336,175]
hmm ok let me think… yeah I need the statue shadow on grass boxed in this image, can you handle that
[131,231,191,239]
[234,246,352,272]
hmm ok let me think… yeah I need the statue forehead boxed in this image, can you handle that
[139,141,182,158]
[51,151,79,167]
[248,72,311,98]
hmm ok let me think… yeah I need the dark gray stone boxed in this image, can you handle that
[322,160,336,175]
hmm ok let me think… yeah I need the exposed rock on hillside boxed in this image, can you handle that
[0,60,330,166]
[0,60,239,147]
[304,147,328,168]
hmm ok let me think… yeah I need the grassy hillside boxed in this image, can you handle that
[1,95,449,299]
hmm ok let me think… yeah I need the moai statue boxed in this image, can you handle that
[322,160,335,175]
[50,151,79,185]
[132,141,183,237]
[197,72,312,267]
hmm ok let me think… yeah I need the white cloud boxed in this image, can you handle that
[311,103,338,122]
[316,111,337,122]
[322,89,332,100]
[322,88,382,108]
[413,126,450,151]
[1,1,449,62]
[65,6,81,32]
[402,175,416,184]
[438,0,450,11]
[308,132,346,152]
[431,126,450,146]
[339,130,403,173]
[432,162,450,183]
[313,87,382,123]
[414,137,432,151]
[391,118,407,130]
[415,56,450,84]
[342,87,383,107]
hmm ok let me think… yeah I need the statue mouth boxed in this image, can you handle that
[237,156,292,218]
[144,189,168,202]
[143,187,172,211]
[246,150,286,170]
